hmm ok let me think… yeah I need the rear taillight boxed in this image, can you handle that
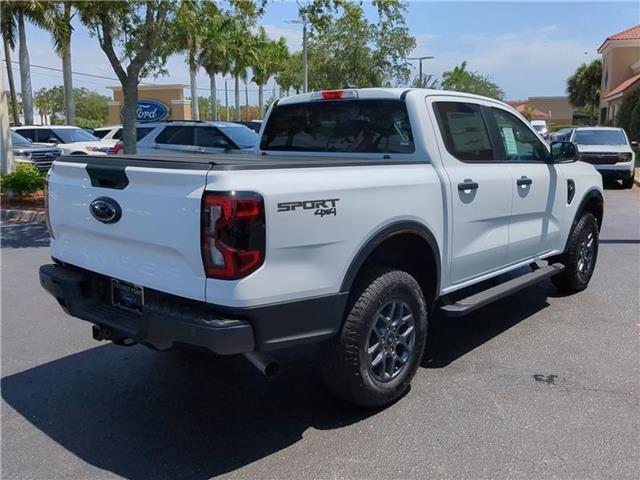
[113,142,124,155]
[44,176,55,239]
[201,191,265,279]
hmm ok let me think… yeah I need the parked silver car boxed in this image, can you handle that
[11,131,62,173]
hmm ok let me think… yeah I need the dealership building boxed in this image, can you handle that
[598,24,640,123]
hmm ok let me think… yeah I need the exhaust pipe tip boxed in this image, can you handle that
[243,351,281,378]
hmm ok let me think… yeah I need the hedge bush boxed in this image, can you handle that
[617,89,640,141]
[0,164,45,197]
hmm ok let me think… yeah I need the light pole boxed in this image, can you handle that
[286,17,308,93]
[407,55,434,86]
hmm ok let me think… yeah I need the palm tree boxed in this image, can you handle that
[1,2,20,125]
[226,17,256,121]
[43,2,75,124]
[250,28,288,118]
[3,1,49,125]
[198,7,231,121]
[174,0,203,120]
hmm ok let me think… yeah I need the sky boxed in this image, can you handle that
[4,1,639,105]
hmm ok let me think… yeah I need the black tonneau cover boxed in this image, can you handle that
[56,153,425,171]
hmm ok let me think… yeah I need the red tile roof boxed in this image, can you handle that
[603,73,640,99]
[598,24,640,51]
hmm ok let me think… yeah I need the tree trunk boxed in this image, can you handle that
[3,35,20,125]
[62,2,75,124]
[17,12,33,125]
[209,72,217,121]
[234,74,240,121]
[258,84,264,119]
[122,80,139,154]
[190,64,199,121]
[225,78,229,121]
[245,81,249,115]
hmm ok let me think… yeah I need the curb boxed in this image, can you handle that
[1,209,46,224]
[635,169,640,188]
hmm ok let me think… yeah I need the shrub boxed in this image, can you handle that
[0,164,45,197]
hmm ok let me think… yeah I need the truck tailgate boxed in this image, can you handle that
[48,158,209,301]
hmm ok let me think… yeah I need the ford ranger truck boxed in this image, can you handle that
[40,88,604,408]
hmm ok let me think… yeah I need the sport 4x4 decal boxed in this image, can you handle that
[277,198,340,217]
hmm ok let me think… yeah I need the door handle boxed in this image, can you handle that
[517,176,533,186]
[458,180,479,191]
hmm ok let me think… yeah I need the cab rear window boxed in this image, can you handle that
[260,99,414,154]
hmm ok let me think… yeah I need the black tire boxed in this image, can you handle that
[621,171,634,189]
[321,268,428,408]
[551,212,599,292]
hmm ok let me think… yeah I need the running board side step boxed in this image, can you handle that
[441,263,565,317]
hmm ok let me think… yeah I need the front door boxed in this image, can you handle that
[485,107,564,262]
[431,100,513,284]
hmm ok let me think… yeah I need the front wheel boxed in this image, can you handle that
[621,171,635,189]
[551,212,599,292]
[321,269,428,408]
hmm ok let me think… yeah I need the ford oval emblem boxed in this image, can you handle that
[122,99,170,123]
[90,197,122,224]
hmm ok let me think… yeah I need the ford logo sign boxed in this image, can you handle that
[90,197,122,224]
[122,100,170,123]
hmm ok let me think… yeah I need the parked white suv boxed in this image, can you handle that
[135,120,258,154]
[12,125,115,155]
[40,88,603,407]
[570,127,637,188]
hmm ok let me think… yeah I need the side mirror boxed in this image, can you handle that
[631,140,638,148]
[47,137,59,144]
[550,141,577,163]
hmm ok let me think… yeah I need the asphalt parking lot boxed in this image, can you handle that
[1,184,639,480]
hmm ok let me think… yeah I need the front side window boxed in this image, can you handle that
[136,127,153,141]
[490,108,548,162]
[35,129,58,143]
[93,130,109,139]
[434,102,494,161]
[194,127,232,148]
[155,126,195,145]
[260,99,414,154]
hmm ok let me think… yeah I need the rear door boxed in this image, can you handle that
[431,99,513,284]
[48,157,210,301]
[485,106,564,262]
[140,126,200,154]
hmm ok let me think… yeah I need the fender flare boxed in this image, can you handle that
[559,188,604,254]
[573,188,604,229]
[339,220,441,296]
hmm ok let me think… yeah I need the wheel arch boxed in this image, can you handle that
[339,221,441,307]
[574,188,604,231]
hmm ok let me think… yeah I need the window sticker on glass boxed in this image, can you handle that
[501,127,518,156]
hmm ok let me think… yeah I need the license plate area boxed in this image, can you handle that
[111,279,144,314]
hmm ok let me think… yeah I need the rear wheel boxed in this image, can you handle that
[551,212,599,292]
[321,269,428,408]
[621,171,634,189]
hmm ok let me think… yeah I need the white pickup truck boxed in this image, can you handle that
[40,88,604,407]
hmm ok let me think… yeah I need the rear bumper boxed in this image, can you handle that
[40,263,255,354]
[39,263,348,354]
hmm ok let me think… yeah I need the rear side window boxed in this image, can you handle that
[113,128,123,140]
[155,126,195,145]
[93,130,108,139]
[434,102,493,162]
[260,100,414,154]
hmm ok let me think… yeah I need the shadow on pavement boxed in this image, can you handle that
[0,222,50,248]
[424,279,552,369]
[1,278,558,479]
[2,343,374,479]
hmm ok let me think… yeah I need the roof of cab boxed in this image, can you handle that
[275,87,513,109]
